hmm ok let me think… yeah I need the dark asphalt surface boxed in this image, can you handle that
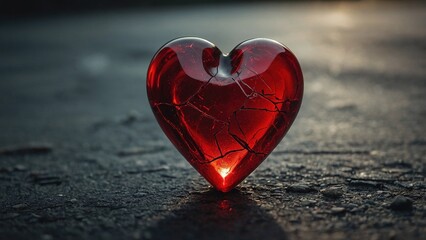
[0,1,425,240]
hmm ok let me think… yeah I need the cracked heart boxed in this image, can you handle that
[147,37,303,192]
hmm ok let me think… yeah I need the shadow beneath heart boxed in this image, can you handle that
[148,189,288,240]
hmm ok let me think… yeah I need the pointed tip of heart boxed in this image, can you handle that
[216,168,233,192]
[210,166,239,193]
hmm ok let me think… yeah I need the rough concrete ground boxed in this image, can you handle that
[0,1,425,239]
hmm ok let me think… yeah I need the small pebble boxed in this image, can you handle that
[346,203,358,209]
[133,193,147,198]
[286,183,315,193]
[12,203,28,210]
[320,186,343,198]
[348,180,382,188]
[331,207,346,214]
[389,195,413,211]
[14,164,28,172]
[301,200,316,207]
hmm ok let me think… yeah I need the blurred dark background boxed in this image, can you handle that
[1,0,376,18]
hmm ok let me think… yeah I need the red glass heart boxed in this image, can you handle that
[147,37,303,192]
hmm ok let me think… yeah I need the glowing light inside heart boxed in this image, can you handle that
[218,167,231,178]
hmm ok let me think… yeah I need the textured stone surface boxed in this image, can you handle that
[0,1,425,240]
